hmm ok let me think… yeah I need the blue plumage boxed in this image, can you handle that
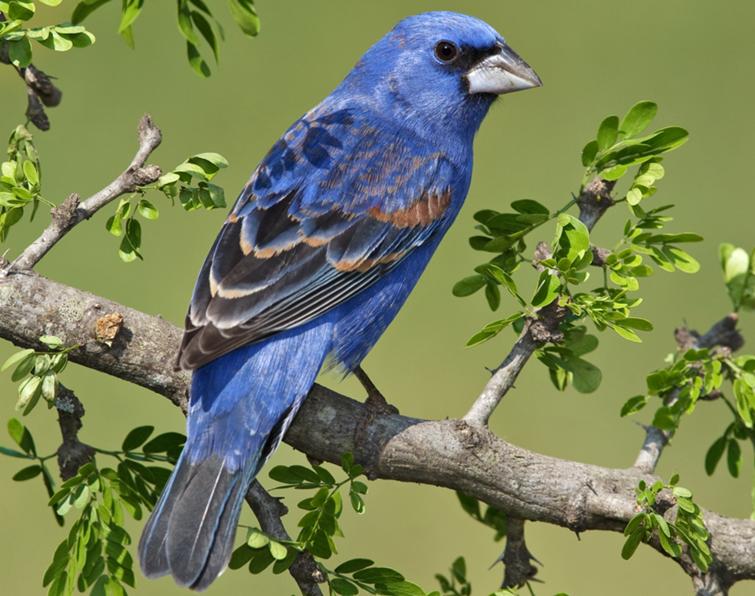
[139,11,540,590]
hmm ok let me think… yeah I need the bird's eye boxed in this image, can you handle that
[434,41,459,63]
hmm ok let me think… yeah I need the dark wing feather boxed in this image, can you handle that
[178,108,458,369]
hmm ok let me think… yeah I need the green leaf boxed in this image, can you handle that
[228,0,260,37]
[72,0,112,24]
[510,199,549,215]
[12,464,42,481]
[119,0,144,34]
[9,1,36,20]
[609,323,642,343]
[465,313,523,347]
[268,541,287,561]
[452,275,486,297]
[582,140,598,167]
[229,545,254,569]
[39,335,63,348]
[621,530,643,560]
[597,116,619,151]
[484,283,500,311]
[8,37,32,68]
[353,567,405,585]
[191,10,220,62]
[379,580,427,596]
[562,355,602,393]
[734,379,754,428]
[619,101,658,138]
[619,317,654,331]
[335,558,374,574]
[186,41,211,77]
[7,418,35,455]
[1,348,35,372]
[247,529,269,549]
[726,439,741,478]
[121,426,154,451]
[532,271,560,307]
[330,578,359,596]
[620,395,647,417]
[137,198,159,220]
[705,435,727,476]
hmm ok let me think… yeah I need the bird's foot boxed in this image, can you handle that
[353,365,398,416]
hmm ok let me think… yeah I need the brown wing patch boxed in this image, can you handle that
[331,250,406,273]
[368,190,451,228]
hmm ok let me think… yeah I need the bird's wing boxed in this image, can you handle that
[178,107,461,369]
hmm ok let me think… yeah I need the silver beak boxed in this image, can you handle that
[466,43,542,95]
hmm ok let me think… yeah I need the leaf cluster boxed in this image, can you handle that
[70,0,260,77]
[0,1,95,69]
[104,152,228,262]
[1,335,74,415]
[0,125,43,240]
[454,101,696,397]
[622,475,711,572]
[230,454,433,595]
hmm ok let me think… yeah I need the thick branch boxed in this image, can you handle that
[1,270,752,589]
[4,115,162,273]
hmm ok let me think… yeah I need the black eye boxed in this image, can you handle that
[434,40,459,63]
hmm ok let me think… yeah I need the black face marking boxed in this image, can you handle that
[436,42,501,73]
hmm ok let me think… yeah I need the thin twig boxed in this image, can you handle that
[4,115,162,273]
[464,177,615,426]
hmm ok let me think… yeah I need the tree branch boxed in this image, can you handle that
[1,270,752,589]
[499,518,539,589]
[2,115,162,274]
[54,383,94,481]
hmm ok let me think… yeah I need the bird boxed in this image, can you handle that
[138,10,541,591]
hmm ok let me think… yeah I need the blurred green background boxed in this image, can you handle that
[1,1,754,595]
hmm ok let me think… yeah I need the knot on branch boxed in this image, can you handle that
[530,302,566,344]
[577,178,616,230]
[50,193,80,226]
[591,245,611,267]
[453,419,493,452]
[127,164,161,190]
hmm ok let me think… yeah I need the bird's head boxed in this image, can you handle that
[337,11,542,140]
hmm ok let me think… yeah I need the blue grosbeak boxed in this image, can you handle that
[139,11,540,590]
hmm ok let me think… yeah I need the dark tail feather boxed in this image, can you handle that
[139,320,333,590]
[138,453,249,590]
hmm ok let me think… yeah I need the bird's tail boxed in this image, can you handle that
[138,321,332,590]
